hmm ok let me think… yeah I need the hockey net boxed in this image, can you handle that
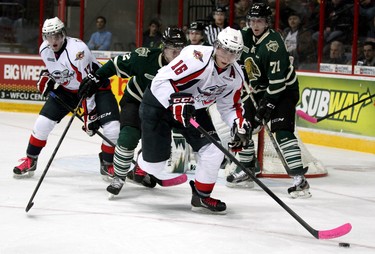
[254,128,327,178]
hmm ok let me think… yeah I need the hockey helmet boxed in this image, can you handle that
[247,3,272,22]
[42,17,66,40]
[188,21,205,33]
[161,27,187,48]
[214,27,244,61]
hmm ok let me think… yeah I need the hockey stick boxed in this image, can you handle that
[247,93,292,175]
[51,92,187,188]
[189,118,351,239]
[49,91,116,147]
[25,97,85,212]
[297,93,375,123]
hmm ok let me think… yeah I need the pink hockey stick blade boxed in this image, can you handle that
[318,223,352,239]
[296,110,318,123]
[160,174,187,187]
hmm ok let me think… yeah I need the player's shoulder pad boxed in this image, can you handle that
[179,45,213,69]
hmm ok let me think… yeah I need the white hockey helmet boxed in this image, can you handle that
[42,17,66,40]
[214,27,244,61]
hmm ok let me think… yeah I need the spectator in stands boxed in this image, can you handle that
[142,18,163,48]
[324,40,349,64]
[205,7,228,45]
[187,21,209,45]
[358,41,375,66]
[282,11,316,69]
[87,16,112,51]
[235,0,252,26]
[312,0,353,45]
[360,0,375,21]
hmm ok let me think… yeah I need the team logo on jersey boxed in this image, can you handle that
[244,57,261,81]
[196,85,226,105]
[51,69,75,86]
[75,51,85,61]
[193,50,203,62]
[266,40,279,52]
[135,47,150,57]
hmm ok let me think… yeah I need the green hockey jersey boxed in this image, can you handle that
[240,27,299,101]
[96,47,164,103]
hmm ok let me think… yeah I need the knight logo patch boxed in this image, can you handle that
[193,50,203,62]
[266,40,279,52]
[75,51,85,60]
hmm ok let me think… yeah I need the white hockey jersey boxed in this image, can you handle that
[39,37,101,111]
[151,45,245,127]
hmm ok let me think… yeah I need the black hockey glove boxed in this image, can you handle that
[82,108,100,136]
[78,73,103,99]
[169,92,196,128]
[255,97,276,125]
[37,69,56,97]
[229,118,252,152]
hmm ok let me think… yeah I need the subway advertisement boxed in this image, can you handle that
[296,73,375,138]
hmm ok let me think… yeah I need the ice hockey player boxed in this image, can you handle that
[227,3,311,198]
[78,27,188,197]
[13,17,120,179]
[136,27,252,214]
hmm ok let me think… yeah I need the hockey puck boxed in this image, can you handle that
[339,242,350,248]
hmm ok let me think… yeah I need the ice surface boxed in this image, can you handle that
[1,112,374,254]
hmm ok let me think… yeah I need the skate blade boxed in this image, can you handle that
[13,171,34,179]
[226,181,254,189]
[191,206,227,215]
[108,193,115,200]
[289,189,312,199]
[101,175,114,182]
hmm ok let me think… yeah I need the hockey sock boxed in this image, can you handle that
[275,130,307,175]
[113,145,135,178]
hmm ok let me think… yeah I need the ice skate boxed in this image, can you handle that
[13,156,38,178]
[189,180,226,214]
[107,176,125,199]
[226,170,254,188]
[288,175,312,199]
[226,159,260,188]
[127,165,157,188]
[99,152,114,182]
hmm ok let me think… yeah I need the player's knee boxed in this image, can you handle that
[117,126,141,150]
[102,120,120,142]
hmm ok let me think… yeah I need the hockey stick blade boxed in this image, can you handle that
[296,110,318,123]
[318,223,352,239]
[156,174,188,187]
[189,118,352,240]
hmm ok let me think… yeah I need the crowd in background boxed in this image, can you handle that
[139,0,375,71]
[1,0,375,71]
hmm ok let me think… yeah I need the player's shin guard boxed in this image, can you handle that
[276,131,310,198]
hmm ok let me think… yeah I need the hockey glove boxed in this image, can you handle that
[78,73,103,99]
[169,92,196,128]
[255,97,276,125]
[82,108,100,136]
[229,118,252,152]
[37,69,56,97]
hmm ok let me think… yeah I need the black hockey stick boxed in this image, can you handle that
[247,93,292,175]
[189,118,351,239]
[49,91,116,147]
[25,97,85,212]
[297,93,375,123]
